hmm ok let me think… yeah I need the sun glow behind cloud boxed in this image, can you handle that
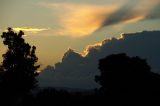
[82,42,102,57]
[41,3,120,37]
[57,4,119,37]
[40,0,160,38]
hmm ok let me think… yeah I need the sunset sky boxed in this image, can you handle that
[0,0,160,70]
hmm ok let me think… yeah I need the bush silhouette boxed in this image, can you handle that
[0,27,40,105]
[95,53,160,99]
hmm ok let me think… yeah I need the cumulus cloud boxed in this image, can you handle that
[38,30,160,89]
[82,42,102,56]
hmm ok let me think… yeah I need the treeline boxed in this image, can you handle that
[0,28,160,106]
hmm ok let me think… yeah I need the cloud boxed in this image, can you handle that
[101,0,160,28]
[146,3,160,20]
[13,27,49,33]
[38,30,160,89]
[82,42,102,56]
[40,1,160,37]
[41,3,120,37]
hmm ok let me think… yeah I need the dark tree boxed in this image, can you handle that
[95,53,160,99]
[0,27,40,102]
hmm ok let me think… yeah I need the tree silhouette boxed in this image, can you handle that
[0,27,40,103]
[95,53,160,99]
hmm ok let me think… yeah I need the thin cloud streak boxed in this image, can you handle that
[13,27,49,33]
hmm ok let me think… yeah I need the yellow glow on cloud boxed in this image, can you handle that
[43,3,120,37]
[82,42,102,56]
[124,16,145,24]
[13,27,49,33]
[60,6,119,37]
[82,35,127,57]
[40,1,160,38]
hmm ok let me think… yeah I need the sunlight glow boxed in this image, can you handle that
[13,27,49,33]
[124,16,146,24]
[40,1,160,38]
[42,3,120,37]
[82,42,102,57]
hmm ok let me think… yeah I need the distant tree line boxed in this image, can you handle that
[0,28,160,106]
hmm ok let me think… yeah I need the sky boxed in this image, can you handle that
[0,0,160,70]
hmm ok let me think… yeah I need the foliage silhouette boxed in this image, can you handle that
[0,27,40,105]
[0,28,160,105]
[95,53,160,103]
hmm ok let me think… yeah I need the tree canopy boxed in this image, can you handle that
[96,53,160,97]
[0,27,40,96]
